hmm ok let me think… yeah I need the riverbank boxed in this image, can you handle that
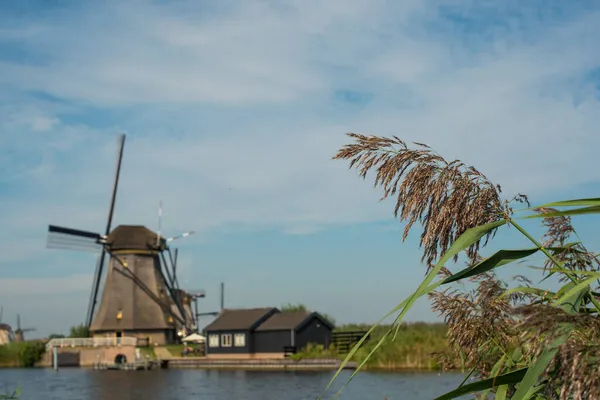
[0,342,46,368]
[293,322,455,371]
[0,322,455,372]
[164,358,357,370]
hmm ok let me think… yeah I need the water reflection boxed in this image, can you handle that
[0,368,468,400]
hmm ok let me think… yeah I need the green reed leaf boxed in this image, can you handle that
[432,368,528,400]
[442,248,538,284]
[523,205,600,219]
[533,198,600,208]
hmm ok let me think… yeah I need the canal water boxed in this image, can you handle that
[0,368,468,399]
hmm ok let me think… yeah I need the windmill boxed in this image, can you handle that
[0,306,13,345]
[13,314,35,343]
[190,282,225,333]
[46,134,197,345]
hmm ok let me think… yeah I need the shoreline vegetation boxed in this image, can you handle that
[0,341,45,368]
[161,321,454,371]
[1,304,455,372]
[292,322,454,371]
[0,321,454,372]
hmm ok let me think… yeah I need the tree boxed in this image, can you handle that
[68,324,89,338]
[323,133,600,400]
[281,303,336,326]
[47,333,65,339]
[281,303,307,312]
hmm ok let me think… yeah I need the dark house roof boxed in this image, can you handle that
[204,307,278,331]
[255,311,334,332]
[0,323,11,331]
[106,225,164,251]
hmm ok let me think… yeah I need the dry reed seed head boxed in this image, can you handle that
[429,273,519,378]
[534,207,600,281]
[334,133,507,269]
[548,334,600,400]
[512,275,533,286]
[534,207,574,248]
[513,303,600,398]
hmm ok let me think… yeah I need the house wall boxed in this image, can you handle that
[38,346,138,367]
[295,317,333,350]
[253,317,333,354]
[253,330,291,353]
[204,330,251,355]
[90,254,174,333]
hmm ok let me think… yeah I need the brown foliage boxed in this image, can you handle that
[515,304,600,400]
[536,207,600,281]
[334,133,512,269]
[429,268,519,378]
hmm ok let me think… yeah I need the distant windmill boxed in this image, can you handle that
[13,314,35,343]
[192,282,225,333]
[46,134,197,344]
[0,306,13,345]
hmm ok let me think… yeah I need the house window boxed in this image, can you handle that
[208,334,219,348]
[221,334,232,347]
[234,333,246,347]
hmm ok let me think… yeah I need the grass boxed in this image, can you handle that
[293,322,454,371]
[136,346,156,360]
[162,344,204,357]
[165,344,184,357]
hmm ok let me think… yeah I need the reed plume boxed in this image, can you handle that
[334,133,510,269]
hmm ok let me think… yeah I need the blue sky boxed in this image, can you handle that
[1,0,600,337]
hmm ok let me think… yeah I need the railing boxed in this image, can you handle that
[331,331,369,354]
[283,346,297,357]
[45,336,138,351]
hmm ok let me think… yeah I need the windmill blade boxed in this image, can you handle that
[16,314,20,331]
[167,248,180,291]
[158,254,188,325]
[0,306,3,323]
[105,133,126,237]
[159,252,175,291]
[173,248,179,289]
[188,290,205,298]
[48,225,103,240]
[87,133,126,329]
[166,231,196,243]
[156,201,162,247]
[86,251,106,328]
[22,328,36,333]
[46,225,103,253]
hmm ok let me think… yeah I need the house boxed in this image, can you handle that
[203,307,334,358]
[204,307,278,358]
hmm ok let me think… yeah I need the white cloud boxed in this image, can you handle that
[1,0,598,250]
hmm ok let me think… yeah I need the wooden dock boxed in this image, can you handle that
[93,361,158,371]
[162,358,357,370]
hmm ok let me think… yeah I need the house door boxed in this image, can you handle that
[116,331,122,338]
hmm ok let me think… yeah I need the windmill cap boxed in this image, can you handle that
[106,225,165,251]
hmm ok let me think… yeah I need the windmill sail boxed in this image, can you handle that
[46,225,103,253]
